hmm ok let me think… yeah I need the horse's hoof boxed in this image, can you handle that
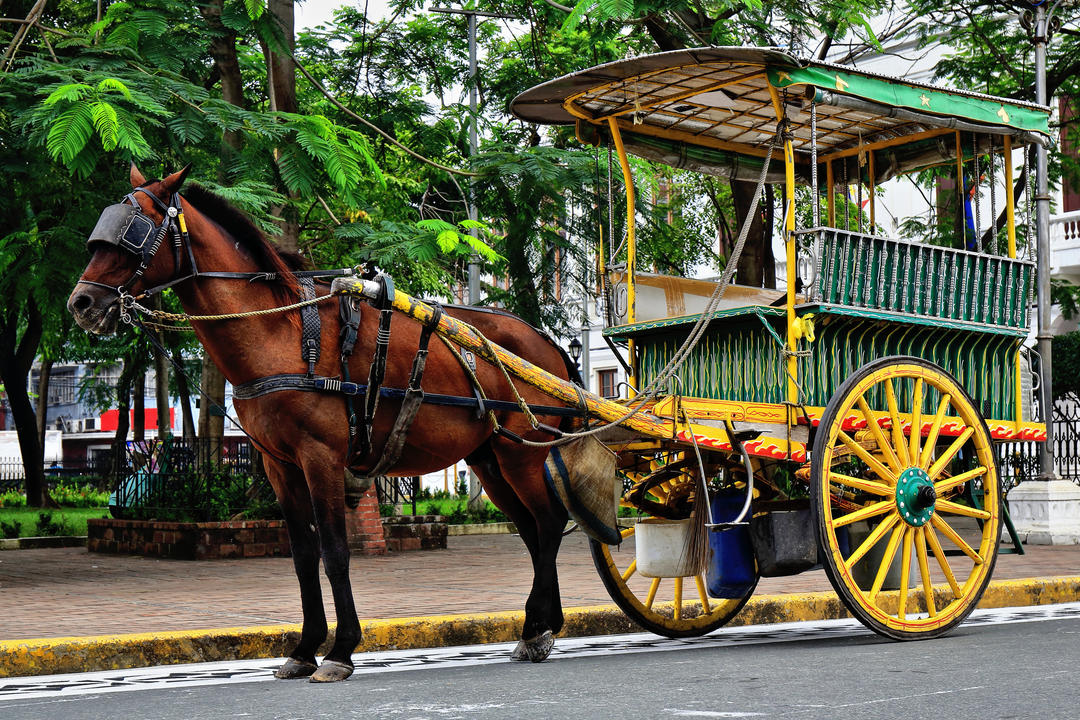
[510,639,528,661]
[309,659,354,683]
[274,657,318,679]
[520,630,554,663]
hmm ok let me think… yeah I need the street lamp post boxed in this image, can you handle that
[1032,0,1059,480]
[1008,0,1080,545]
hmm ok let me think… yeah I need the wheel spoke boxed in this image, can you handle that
[936,498,992,521]
[869,522,906,602]
[673,577,683,620]
[695,574,711,615]
[925,524,963,598]
[898,527,913,620]
[934,466,988,496]
[931,515,983,564]
[915,527,936,617]
[645,577,661,608]
[829,471,892,496]
[909,379,923,464]
[885,379,912,467]
[857,397,901,472]
[927,426,974,479]
[834,499,894,528]
[839,430,898,484]
[621,559,637,582]
[919,394,952,470]
[845,513,901,569]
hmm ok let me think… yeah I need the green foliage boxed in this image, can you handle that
[34,511,79,537]
[0,520,21,539]
[1053,332,1080,401]
[0,489,27,508]
[48,481,111,508]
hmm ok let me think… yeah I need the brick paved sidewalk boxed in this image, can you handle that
[0,533,1076,641]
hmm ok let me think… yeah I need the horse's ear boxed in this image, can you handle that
[130,163,147,188]
[161,164,192,194]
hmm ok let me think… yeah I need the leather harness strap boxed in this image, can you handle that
[297,277,321,377]
[232,373,581,416]
[365,302,443,477]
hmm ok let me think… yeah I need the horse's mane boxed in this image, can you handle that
[182,184,310,282]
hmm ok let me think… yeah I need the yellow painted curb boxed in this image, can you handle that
[2,575,1077,678]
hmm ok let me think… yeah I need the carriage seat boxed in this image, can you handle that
[610,271,784,324]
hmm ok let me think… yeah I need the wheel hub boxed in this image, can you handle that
[895,467,936,526]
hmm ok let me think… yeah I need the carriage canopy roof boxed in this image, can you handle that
[510,47,1052,169]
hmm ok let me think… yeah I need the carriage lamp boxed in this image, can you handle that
[568,337,582,368]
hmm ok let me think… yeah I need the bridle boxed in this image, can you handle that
[82,187,197,304]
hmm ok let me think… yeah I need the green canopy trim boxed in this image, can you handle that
[767,65,1050,137]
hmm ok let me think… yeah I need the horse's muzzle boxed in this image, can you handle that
[68,283,120,335]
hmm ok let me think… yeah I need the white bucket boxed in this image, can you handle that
[635,518,695,578]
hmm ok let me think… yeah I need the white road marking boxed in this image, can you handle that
[0,601,1077,702]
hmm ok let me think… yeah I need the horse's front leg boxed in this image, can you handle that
[264,459,326,679]
[304,449,363,683]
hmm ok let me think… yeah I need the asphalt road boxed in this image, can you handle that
[2,604,1078,720]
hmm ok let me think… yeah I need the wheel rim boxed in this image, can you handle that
[815,360,1000,636]
[590,461,755,638]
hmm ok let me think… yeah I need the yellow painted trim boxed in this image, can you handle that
[608,116,775,159]
[817,127,956,164]
[608,117,638,392]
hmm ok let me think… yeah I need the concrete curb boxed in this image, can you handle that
[0,536,87,551]
[2,575,1077,679]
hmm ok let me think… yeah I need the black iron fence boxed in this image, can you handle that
[376,476,420,515]
[110,437,276,522]
[997,393,1080,492]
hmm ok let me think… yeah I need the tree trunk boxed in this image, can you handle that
[154,341,171,440]
[110,353,138,491]
[168,334,197,441]
[268,0,300,252]
[35,357,52,451]
[0,299,47,506]
[133,370,145,442]
[198,0,245,155]
[197,355,226,463]
[730,179,774,288]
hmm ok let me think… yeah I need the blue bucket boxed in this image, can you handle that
[705,493,757,599]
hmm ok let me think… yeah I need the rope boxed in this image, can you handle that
[126,293,336,326]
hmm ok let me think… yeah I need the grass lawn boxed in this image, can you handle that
[0,507,110,538]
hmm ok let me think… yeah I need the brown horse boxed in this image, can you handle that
[68,166,575,682]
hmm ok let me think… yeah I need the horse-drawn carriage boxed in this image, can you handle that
[70,47,1051,680]
[340,46,1050,641]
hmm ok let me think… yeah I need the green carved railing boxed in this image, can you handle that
[803,228,1034,331]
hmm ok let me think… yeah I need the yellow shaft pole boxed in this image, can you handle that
[608,118,637,393]
[767,83,799,418]
[1004,135,1017,258]
[1004,135,1023,426]
[333,279,692,440]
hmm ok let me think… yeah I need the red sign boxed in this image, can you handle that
[99,408,175,432]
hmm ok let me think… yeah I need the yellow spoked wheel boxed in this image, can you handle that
[811,357,1001,640]
[589,462,756,638]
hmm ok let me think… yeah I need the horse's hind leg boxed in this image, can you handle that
[264,459,325,679]
[469,440,568,662]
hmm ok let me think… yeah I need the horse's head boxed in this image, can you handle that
[68,164,191,334]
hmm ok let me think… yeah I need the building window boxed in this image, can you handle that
[598,369,618,399]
